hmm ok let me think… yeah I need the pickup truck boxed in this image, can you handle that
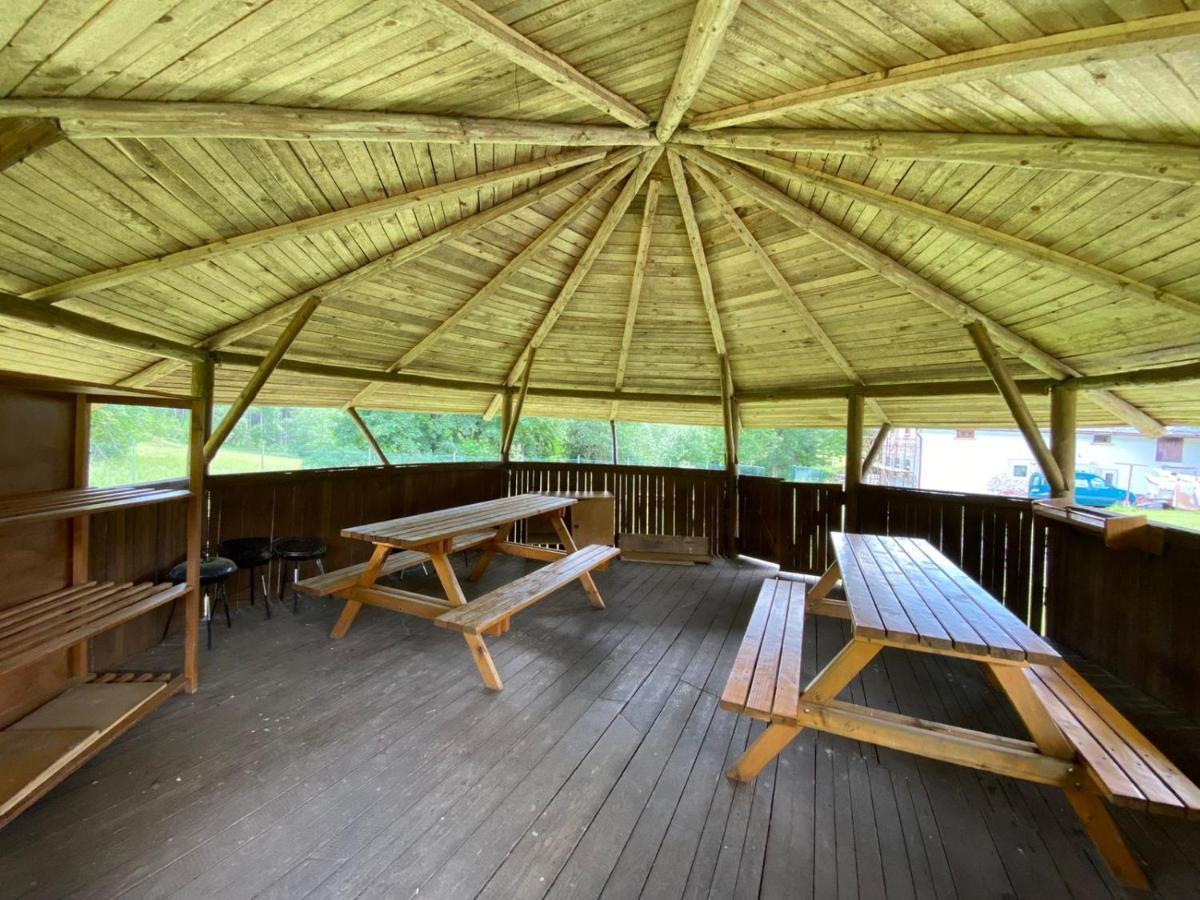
[1029,471,1129,508]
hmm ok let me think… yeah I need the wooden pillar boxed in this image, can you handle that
[845,393,864,533]
[499,390,512,464]
[719,356,739,556]
[184,356,212,693]
[610,418,618,465]
[68,396,90,676]
[1050,387,1077,503]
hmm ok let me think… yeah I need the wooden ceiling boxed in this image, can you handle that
[0,0,1198,431]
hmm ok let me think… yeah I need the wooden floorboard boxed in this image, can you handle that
[0,557,1197,899]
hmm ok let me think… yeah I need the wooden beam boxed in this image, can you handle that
[667,151,727,356]
[707,147,1200,320]
[391,152,642,372]
[498,148,663,391]
[118,150,630,389]
[212,350,721,406]
[861,423,892,479]
[25,148,609,304]
[610,418,618,465]
[0,290,207,363]
[967,322,1066,496]
[1065,360,1200,391]
[502,349,536,457]
[0,98,656,146]
[845,393,864,532]
[676,128,1200,186]
[719,354,739,556]
[347,407,390,466]
[615,178,661,392]
[428,0,650,128]
[737,378,1054,403]
[1050,388,1076,503]
[683,158,888,422]
[0,117,64,173]
[690,11,1200,129]
[204,297,320,461]
[676,148,1162,433]
[499,390,513,462]
[655,0,741,142]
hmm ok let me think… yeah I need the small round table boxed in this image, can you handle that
[218,537,275,618]
[273,538,327,613]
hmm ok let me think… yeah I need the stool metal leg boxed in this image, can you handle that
[222,582,232,628]
[292,565,299,613]
[206,589,213,650]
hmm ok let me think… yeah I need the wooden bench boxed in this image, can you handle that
[721,573,1200,891]
[1026,664,1200,820]
[435,544,620,636]
[293,530,494,598]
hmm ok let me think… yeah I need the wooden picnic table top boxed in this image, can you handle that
[342,493,576,549]
[830,532,1061,667]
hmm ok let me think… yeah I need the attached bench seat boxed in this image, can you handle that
[435,544,620,635]
[1026,664,1200,820]
[294,530,495,598]
[719,578,807,725]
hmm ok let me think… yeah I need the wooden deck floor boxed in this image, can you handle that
[1,557,1198,899]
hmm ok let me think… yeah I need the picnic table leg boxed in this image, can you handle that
[427,540,505,687]
[550,513,605,609]
[468,522,513,582]
[990,664,1150,890]
[1064,787,1150,891]
[331,545,391,639]
[804,561,849,620]
[728,639,880,781]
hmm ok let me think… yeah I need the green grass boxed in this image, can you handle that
[90,440,300,487]
[1108,505,1200,533]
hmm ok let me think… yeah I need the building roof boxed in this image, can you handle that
[0,1,1198,431]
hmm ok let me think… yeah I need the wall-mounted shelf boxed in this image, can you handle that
[0,483,191,527]
[1033,501,1165,555]
[0,582,189,678]
[0,672,182,828]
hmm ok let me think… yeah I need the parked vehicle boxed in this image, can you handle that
[1029,471,1130,507]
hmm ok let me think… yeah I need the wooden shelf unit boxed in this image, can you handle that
[0,369,205,830]
[0,483,191,526]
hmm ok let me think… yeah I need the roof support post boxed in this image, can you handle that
[719,354,739,556]
[347,407,390,466]
[610,419,619,466]
[1050,388,1077,503]
[204,297,319,462]
[499,391,513,464]
[184,356,212,693]
[845,393,864,533]
[967,322,1066,496]
[861,422,892,482]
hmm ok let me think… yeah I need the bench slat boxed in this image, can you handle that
[771,581,807,724]
[1030,666,1200,818]
[295,530,495,597]
[434,545,618,635]
[746,580,791,718]
[719,579,779,716]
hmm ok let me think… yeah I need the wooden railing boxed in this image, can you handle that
[507,462,729,556]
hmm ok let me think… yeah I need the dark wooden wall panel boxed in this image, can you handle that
[1043,522,1200,718]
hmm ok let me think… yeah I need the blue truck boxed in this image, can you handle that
[1028,471,1129,507]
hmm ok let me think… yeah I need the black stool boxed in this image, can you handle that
[219,537,275,618]
[166,556,238,649]
[273,538,327,613]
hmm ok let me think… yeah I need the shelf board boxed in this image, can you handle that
[0,673,181,827]
[0,581,189,677]
[0,483,190,527]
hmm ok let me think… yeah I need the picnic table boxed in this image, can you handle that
[720,532,1200,890]
[318,494,618,690]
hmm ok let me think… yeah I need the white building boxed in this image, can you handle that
[915,427,1200,500]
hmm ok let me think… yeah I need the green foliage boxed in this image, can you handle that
[89,403,848,487]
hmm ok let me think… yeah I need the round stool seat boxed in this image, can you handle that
[273,538,327,561]
[168,556,238,585]
[219,537,273,568]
